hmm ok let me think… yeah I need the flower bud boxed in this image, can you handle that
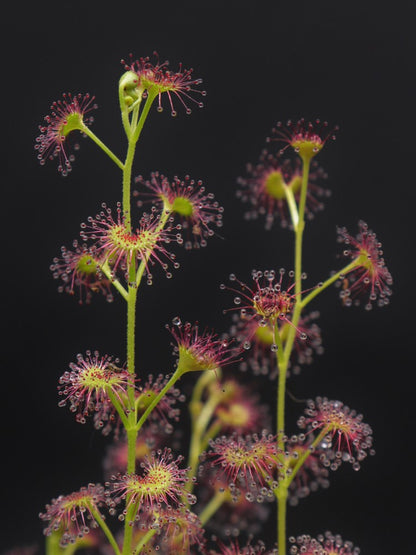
[119,70,143,107]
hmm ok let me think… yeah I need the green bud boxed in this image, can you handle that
[119,70,143,106]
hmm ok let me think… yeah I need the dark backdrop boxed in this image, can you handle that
[2,2,414,553]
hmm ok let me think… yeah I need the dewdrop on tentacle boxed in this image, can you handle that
[297,397,374,470]
[80,203,182,284]
[50,240,113,304]
[336,220,393,309]
[168,320,242,374]
[237,153,330,230]
[35,92,97,175]
[269,118,338,160]
[134,172,223,249]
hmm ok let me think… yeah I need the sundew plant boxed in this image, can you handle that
[18,53,392,554]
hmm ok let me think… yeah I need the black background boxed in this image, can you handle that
[2,2,414,553]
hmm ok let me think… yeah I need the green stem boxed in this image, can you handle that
[285,427,330,488]
[276,357,289,440]
[191,369,219,408]
[89,505,121,555]
[198,490,229,526]
[135,260,147,290]
[126,286,138,416]
[81,126,124,170]
[132,529,157,554]
[132,89,158,143]
[122,199,173,509]
[100,261,129,301]
[200,420,222,452]
[284,186,299,229]
[275,155,311,555]
[275,322,288,457]
[107,388,129,429]
[122,140,136,232]
[46,532,64,555]
[122,501,140,555]
[273,321,285,366]
[126,426,137,474]
[118,83,134,139]
[122,126,138,552]
[183,393,222,502]
[277,157,313,416]
[121,363,167,555]
[276,488,288,555]
[123,272,139,555]
[300,258,361,309]
[135,368,184,433]
[294,156,310,296]
[122,424,140,553]
[277,157,313,374]
[122,91,157,231]
[117,84,158,555]
[130,102,141,136]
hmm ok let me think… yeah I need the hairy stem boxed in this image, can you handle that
[126,285,138,415]
[120,93,154,555]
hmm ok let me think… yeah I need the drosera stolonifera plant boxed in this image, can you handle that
[9,54,391,554]
[216,116,391,554]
